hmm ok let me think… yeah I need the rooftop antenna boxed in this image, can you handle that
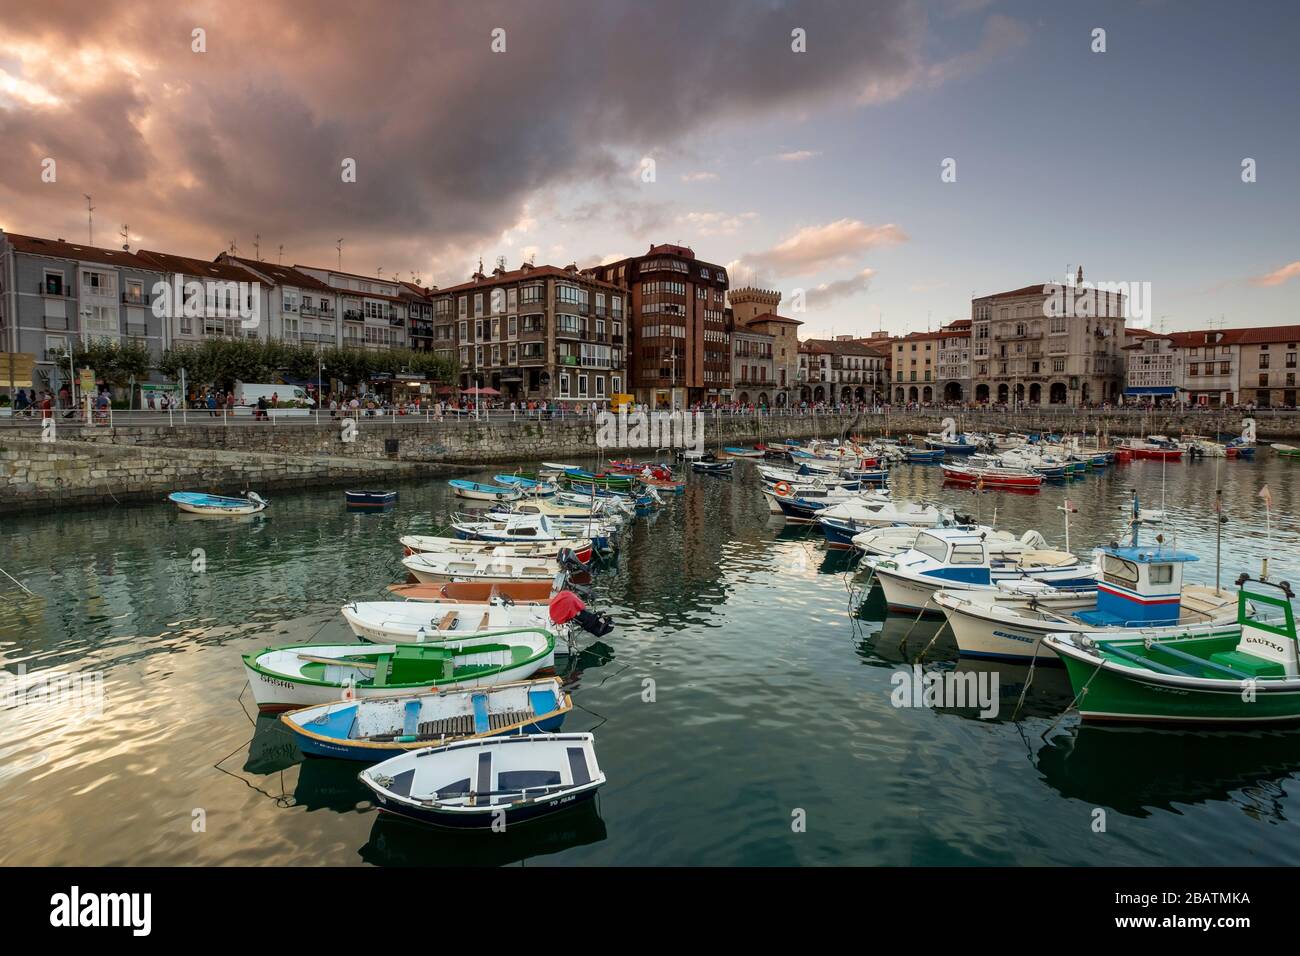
[336,238,344,270]
[253,233,261,261]
[83,194,95,245]
[278,244,284,265]
[228,237,238,255]
[495,255,506,272]
[377,266,384,280]
[119,223,129,252]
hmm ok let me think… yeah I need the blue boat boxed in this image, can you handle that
[905,448,945,463]
[448,479,521,502]
[493,475,558,495]
[345,490,397,507]
[281,678,571,761]
[167,491,268,516]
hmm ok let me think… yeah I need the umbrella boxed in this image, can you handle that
[463,386,501,396]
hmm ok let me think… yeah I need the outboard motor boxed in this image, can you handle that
[557,548,586,573]
[548,590,616,637]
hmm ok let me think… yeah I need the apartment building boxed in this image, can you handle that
[0,231,172,391]
[890,321,970,403]
[728,318,777,406]
[586,244,730,408]
[799,337,886,403]
[1235,326,1300,408]
[215,254,341,347]
[399,281,434,352]
[295,265,407,351]
[726,286,802,407]
[1166,329,1239,406]
[969,271,1124,406]
[1121,329,1179,403]
[132,248,265,348]
[434,262,626,404]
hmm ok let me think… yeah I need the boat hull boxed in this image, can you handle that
[370,783,599,828]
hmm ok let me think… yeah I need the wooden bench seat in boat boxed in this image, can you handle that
[418,714,476,737]
[1014,550,1078,568]
[437,612,458,630]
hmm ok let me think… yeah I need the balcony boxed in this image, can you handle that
[121,291,147,306]
[344,310,364,322]
[39,283,72,297]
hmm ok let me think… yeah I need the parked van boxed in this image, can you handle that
[232,382,315,407]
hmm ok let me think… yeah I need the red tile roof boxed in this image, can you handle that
[1165,325,1300,348]
[436,265,622,295]
[222,255,336,293]
[4,232,162,271]
[135,249,263,283]
[978,282,1052,301]
[800,337,881,357]
[743,311,803,327]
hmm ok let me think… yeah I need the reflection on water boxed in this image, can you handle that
[1,454,1299,865]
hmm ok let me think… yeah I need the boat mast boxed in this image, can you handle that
[1214,457,1223,595]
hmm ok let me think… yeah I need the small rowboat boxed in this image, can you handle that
[493,475,558,496]
[386,581,557,604]
[242,629,557,711]
[167,491,268,516]
[341,600,559,644]
[941,463,1044,490]
[359,732,605,828]
[402,551,561,584]
[281,677,572,761]
[721,446,764,459]
[345,490,397,508]
[1272,443,1300,460]
[448,479,522,502]
[400,534,592,564]
[904,448,944,463]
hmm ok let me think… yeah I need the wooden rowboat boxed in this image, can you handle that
[386,581,557,604]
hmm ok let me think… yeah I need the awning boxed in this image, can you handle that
[463,386,501,396]
[1124,386,1177,395]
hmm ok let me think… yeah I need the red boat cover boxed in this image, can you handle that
[548,590,586,625]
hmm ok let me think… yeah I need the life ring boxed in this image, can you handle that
[774,481,793,497]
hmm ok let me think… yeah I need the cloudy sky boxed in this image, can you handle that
[1,0,1296,337]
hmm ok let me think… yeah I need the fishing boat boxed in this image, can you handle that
[387,580,558,604]
[935,543,1241,662]
[1272,443,1300,460]
[342,600,561,644]
[448,479,522,502]
[924,434,980,455]
[904,447,945,463]
[281,677,572,760]
[358,732,606,828]
[400,533,592,564]
[721,446,764,459]
[242,629,557,710]
[538,461,582,477]
[474,510,620,552]
[865,527,1097,614]
[691,456,734,475]
[1115,438,1183,461]
[817,499,955,549]
[767,485,889,523]
[853,526,1043,558]
[493,475,558,496]
[558,469,635,491]
[167,491,268,516]
[345,490,397,508]
[402,551,563,584]
[940,463,1044,490]
[509,496,629,521]
[1045,577,1300,724]
[757,464,861,490]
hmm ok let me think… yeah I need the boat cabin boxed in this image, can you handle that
[1077,545,1196,627]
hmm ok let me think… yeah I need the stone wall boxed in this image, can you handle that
[0,436,437,513]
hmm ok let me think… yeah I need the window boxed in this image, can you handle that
[559,373,570,397]
[473,293,483,317]
[520,283,544,304]
[913,534,948,562]
[1103,554,1139,586]
[458,296,467,318]
[1149,564,1174,585]
[595,376,605,397]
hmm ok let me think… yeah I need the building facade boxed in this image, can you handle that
[1121,330,1179,404]
[586,244,729,408]
[215,254,341,347]
[434,263,625,404]
[969,272,1124,406]
[728,320,777,406]
[726,286,802,407]
[890,322,971,404]
[1167,329,1238,406]
[799,337,886,404]
[295,265,408,351]
[1235,326,1299,408]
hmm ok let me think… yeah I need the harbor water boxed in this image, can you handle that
[2,454,1299,865]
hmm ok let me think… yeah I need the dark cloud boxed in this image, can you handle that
[0,0,929,272]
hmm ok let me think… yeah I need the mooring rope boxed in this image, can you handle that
[1040,656,1105,740]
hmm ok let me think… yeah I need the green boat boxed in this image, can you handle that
[1272,443,1300,460]
[1045,576,1300,725]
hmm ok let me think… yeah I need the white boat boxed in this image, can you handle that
[359,732,606,828]
[448,479,522,502]
[341,600,561,644]
[280,677,572,760]
[400,535,589,561]
[865,527,1097,614]
[242,630,556,710]
[167,491,268,516]
[934,542,1241,662]
[817,498,953,548]
[852,525,1040,558]
[402,551,561,584]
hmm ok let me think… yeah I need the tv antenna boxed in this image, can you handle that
[119,224,130,251]
[83,194,95,245]
[336,238,344,270]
